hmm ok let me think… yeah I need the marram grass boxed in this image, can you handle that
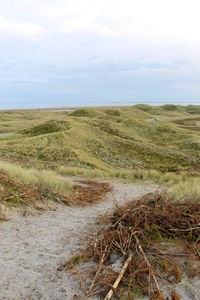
[0,161,71,197]
[1,105,200,202]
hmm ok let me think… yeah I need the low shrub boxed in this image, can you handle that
[20,120,70,136]
[162,104,178,111]
[69,109,89,117]
[104,109,120,116]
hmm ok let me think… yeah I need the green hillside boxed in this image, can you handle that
[1,105,200,201]
[0,105,200,173]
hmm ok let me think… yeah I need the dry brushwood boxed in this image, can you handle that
[71,180,112,206]
[0,171,40,206]
[0,171,112,210]
[104,253,133,300]
[64,192,200,299]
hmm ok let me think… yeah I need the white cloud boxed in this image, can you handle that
[40,0,200,44]
[1,0,200,44]
[0,16,43,38]
[0,0,200,105]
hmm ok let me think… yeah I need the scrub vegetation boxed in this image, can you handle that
[1,104,200,203]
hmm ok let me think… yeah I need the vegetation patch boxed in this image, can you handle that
[0,170,42,208]
[0,161,73,207]
[19,120,71,136]
[133,104,152,112]
[1,105,200,201]
[69,109,90,117]
[0,161,113,209]
[185,105,200,114]
[104,109,121,116]
[162,104,178,111]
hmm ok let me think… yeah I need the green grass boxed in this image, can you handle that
[0,110,71,133]
[168,177,200,202]
[19,120,71,136]
[1,105,200,203]
[0,161,71,196]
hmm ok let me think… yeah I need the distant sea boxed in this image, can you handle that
[0,100,200,110]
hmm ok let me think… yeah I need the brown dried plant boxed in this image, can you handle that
[0,171,112,210]
[63,192,200,299]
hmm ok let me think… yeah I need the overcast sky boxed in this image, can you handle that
[0,0,200,108]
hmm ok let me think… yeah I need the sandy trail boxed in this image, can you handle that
[0,183,156,300]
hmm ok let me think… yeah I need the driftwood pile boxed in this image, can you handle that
[67,192,200,299]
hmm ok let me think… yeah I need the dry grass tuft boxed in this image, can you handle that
[64,192,200,299]
[0,171,112,216]
[0,171,40,207]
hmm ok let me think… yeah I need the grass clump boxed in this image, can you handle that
[19,120,71,136]
[0,161,113,208]
[133,104,152,112]
[104,109,121,116]
[0,170,41,207]
[169,177,200,202]
[69,109,90,117]
[56,165,105,178]
[0,161,71,198]
[69,108,103,118]
[185,105,200,114]
[161,104,178,111]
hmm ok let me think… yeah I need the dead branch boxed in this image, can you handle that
[104,253,133,300]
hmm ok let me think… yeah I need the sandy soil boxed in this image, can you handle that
[0,183,156,300]
[1,182,199,300]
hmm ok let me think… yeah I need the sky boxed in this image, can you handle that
[0,0,200,109]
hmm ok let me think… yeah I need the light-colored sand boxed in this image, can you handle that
[1,182,199,300]
[0,183,156,300]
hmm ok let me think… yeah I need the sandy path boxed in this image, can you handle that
[0,183,156,300]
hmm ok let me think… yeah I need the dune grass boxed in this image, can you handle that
[56,164,200,202]
[168,177,200,202]
[1,106,199,172]
[1,159,198,204]
[56,164,181,183]
[1,105,200,203]
[0,161,71,197]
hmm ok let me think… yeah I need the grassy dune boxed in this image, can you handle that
[1,104,200,201]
